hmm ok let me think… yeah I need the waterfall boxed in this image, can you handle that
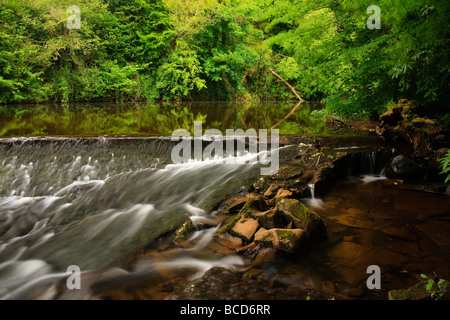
[306,183,323,208]
[0,137,277,299]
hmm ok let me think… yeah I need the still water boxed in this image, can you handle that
[0,101,329,137]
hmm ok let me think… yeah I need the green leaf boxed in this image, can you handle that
[426,279,434,291]
[420,274,428,279]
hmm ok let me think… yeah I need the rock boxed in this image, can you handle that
[384,155,426,180]
[220,196,248,215]
[235,242,257,253]
[263,184,279,198]
[216,234,243,249]
[273,188,292,199]
[254,228,305,253]
[388,281,433,300]
[174,220,195,242]
[231,217,260,242]
[252,208,283,229]
[207,241,235,255]
[447,185,450,196]
[276,198,326,239]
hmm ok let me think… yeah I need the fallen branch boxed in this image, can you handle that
[268,68,304,102]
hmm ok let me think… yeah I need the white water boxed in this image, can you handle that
[305,183,324,208]
[0,138,276,299]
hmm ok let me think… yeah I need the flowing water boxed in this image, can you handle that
[0,136,272,299]
[0,102,449,300]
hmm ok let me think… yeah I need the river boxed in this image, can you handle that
[0,102,449,300]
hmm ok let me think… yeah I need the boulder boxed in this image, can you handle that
[252,208,283,229]
[388,282,431,300]
[231,217,260,242]
[276,198,326,239]
[220,196,248,215]
[216,234,243,249]
[384,155,427,180]
[254,228,305,253]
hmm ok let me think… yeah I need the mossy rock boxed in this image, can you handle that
[173,219,195,242]
[254,228,305,253]
[388,281,432,300]
[252,208,283,229]
[276,198,326,239]
[219,199,256,236]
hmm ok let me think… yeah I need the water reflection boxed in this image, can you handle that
[0,101,328,137]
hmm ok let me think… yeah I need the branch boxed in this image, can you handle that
[268,68,304,102]
[177,0,202,39]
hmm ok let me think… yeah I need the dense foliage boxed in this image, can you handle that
[0,0,449,119]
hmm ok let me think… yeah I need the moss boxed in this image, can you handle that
[275,229,296,242]
[173,219,194,242]
[261,231,275,242]
[219,199,255,235]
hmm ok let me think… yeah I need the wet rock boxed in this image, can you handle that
[245,245,278,267]
[216,234,243,250]
[447,185,450,196]
[236,241,257,253]
[254,228,305,253]
[384,155,426,180]
[263,183,280,198]
[207,241,235,255]
[231,217,260,242]
[388,281,433,300]
[273,188,293,200]
[174,220,195,242]
[252,208,283,229]
[276,198,327,239]
[253,178,270,192]
[220,196,248,215]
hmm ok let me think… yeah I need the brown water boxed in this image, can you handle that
[282,176,450,299]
